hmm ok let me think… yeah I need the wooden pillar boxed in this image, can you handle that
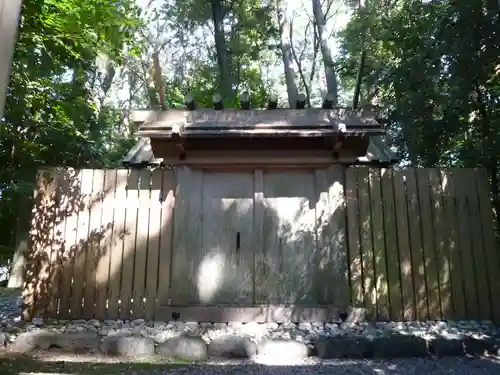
[0,0,22,121]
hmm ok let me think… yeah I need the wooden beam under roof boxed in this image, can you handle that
[121,135,399,168]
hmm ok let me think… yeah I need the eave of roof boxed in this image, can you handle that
[121,136,399,168]
[136,127,386,139]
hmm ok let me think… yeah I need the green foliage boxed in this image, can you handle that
[163,0,277,103]
[0,0,144,258]
[182,61,269,108]
[5,0,499,267]
[338,0,500,227]
[338,0,500,168]
[0,0,277,265]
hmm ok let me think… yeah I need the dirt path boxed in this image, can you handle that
[2,352,500,375]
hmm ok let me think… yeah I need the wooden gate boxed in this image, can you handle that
[170,171,254,305]
[261,170,321,304]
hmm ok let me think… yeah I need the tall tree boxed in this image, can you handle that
[0,0,143,264]
[276,0,298,107]
[311,0,338,103]
[338,0,500,223]
[210,0,234,103]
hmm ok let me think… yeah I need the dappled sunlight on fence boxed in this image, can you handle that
[342,166,500,323]
[22,166,500,324]
[23,168,176,321]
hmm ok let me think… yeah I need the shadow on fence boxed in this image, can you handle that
[23,169,123,319]
[21,166,500,323]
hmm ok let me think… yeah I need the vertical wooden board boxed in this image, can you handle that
[381,169,402,321]
[416,169,441,320]
[132,169,151,318]
[393,170,415,321]
[94,169,117,320]
[170,167,203,304]
[46,170,65,317]
[119,169,140,319]
[262,170,317,304]
[327,166,349,307]
[403,169,428,320]
[200,172,254,304]
[462,169,491,320]
[52,170,73,318]
[254,169,266,304]
[82,169,105,319]
[452,168,479,319]
[428,169,452,319]
[356,167,376,319]
[475,168,500,323]
[261,172,279,303]
[345,167,363,307]
[57,169,82,319]
[145,169,163,319]
[314,168,332,305]
[107,169,128,319]
[41,170,58,316]
[369,168,389,319]
[38,169,58,316]
[24,169,58,319]
[440,170,466,320]
[240,173,257,306]
[70,169,94,319]
[156,169,176,308]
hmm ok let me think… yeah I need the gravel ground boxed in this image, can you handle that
[1,290,498,345]
[6,357,500,375]
[1,289,500,374]
[133,358,500,375]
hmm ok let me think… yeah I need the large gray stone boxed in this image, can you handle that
[156,336,207,361]
[429,337,464,357]
[315,337,373,359]
[372,335,428,358]
[51,332,100,353]
[9,330,57,353]
[486,339,500,357]
[257,339,309,358]
[100,335,155,357]
[16,332,102,353]
[207,335,256,359]
[463,337,496,357]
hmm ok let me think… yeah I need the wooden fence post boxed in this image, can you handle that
[0,0,22,121]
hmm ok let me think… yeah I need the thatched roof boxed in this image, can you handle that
[124,106,397,167]
[131,108,385,138]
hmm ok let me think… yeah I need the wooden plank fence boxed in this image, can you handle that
[22,167,500,323]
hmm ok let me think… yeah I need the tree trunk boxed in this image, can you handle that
[152,51,166,109]
[276,0,298,108]
[352,49,366,109]
[210,0,233,104]
[311,0,338,104]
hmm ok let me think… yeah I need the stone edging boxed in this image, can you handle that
[2,319,499,360]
